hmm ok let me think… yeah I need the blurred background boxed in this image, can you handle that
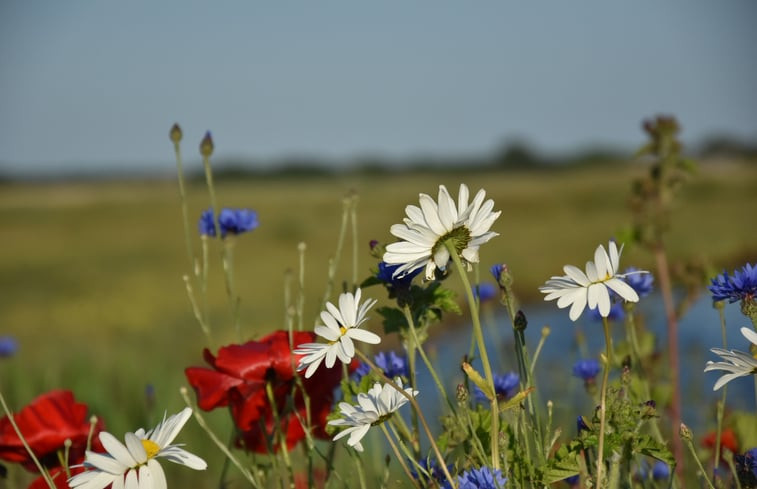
[1,2,757,487]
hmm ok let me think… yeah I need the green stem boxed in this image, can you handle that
[682,435,716,489]
[445,242,499,471]
[405,336,422,459]
[356,351,456,489]
[172,140,195,271]
[596,317,613,489]
[714,301,728,481]
[222,237,241,339]
[380,424,421,489]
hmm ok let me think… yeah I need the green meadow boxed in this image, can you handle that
[1,159,756,487]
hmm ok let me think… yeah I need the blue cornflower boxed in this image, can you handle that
[572,359,601,381]
[376,261,420,289]
[0,336,18,357]
[624,266,654,297]
[198,208,216,237]
[590,300,625,322]
[652,461,670,480]
[474,372,519,403]
[490,264,505,282]
[445,466,507,489]
[577,415,590,433]
[735,447,757,478]
[353,351,409,383]
[709,263,757,303]
[411,458,453,486]
[564,474,580,486]
[472,283,498,303]
[218,208,259,237]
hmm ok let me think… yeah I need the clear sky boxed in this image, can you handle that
[1,1,756,176]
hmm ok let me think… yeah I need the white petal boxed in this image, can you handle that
[563,265,590,286]
[124,469,138,489]
[325,344,338,368]
[741,327,757,347]
[605,278,639,303]
[85,451,129,475]
[346,328,382,344]
[436,185,458,230]
[588,283,610,317]
[568,291,587,321]
[419,193,446,235]
[457,184,470,214]
[148,460,167,489]
[100,432,138,467]
[593,244,610,279]
[157,447,207,470]
[314,324,339,342]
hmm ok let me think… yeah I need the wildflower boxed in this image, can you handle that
[734,447,757,483]
[576,415,591,433]
[624,266,654,297]
[294,289,380,379]
[185,330,350,453]
[704,327,757,390]
[564,474,580,486]
[218,208,259,237]
[589,301,625,322]
[383,184,501,280]
[68,407,206,489]
[444,466,507,489]
[353,351,409,383]
[0,390,105,477]
[572,359,601,382]
[473,372,519,403]
[709,263,757,303]
[329,380,417,452]
[472,282,498,303]
[652,461,670,480]
[539,241,646,321]
[411,458,453,486]
[198,209,216,237]
[702,427,739,456]
[0,336,17,357]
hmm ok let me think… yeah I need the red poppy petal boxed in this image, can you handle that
[184,367,242,410]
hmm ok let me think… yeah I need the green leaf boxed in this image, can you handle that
[635,434,676,468]
[377,306,406,335]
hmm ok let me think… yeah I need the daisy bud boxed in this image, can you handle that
[200,131,214,157]
[170,123,182,143]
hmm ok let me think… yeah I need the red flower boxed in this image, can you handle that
[28,465,89,489]
[0,390,104,473]
[185,330,353,453]
[702,428,739,456]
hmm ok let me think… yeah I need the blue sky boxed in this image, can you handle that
[1,1,756,175]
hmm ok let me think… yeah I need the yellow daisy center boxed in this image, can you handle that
[327,326,348,345]
[141,439,161,459]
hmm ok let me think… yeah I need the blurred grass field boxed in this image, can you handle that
[1,159,756,487]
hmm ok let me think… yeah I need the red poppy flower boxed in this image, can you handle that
[0,390,104,473]
[185,330,354,453]
[28,465,89,489]
[702,428,739,456]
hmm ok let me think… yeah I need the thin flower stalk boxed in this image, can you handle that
[447,242,499,471]
[355,350,456,489]
[681,429,716,489]
[714,300,728,479]
[222,237,241,338]
[179,388,262,489]
[379,424,421,489]
[170,124,195,272]
[595,316,613,489]
[320,195,354,314]
[264,382,293,486]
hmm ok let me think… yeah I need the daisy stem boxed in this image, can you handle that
[445,242,499,471]
[596,316,613,489]
[714,301,728,481]
[179,387,263,489]
[380,424,422,489]
[356,350,457,489]
[172,137,195,272]
[405,338,422,459]
[403,305,457,416]
[0,390,57,489]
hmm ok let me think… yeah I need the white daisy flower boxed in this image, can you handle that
[383,184,501,280]
[68,407,206,489]
[704,327,757,391]
[328,380,418,452]
[539,241,645,321]
[294,288,380,378]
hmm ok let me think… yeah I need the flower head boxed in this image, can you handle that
[294,289,380,378]
[473,372,519,403]
[198,209,216,237]
[624,266,654,297]
[709,263,757,303]
[734,447,757,482]
[185,330,349,453]
[572,359,601,381]
[472,282,498,303]
[539,241,645,321]
[444,466,507,489]
[0,336,18,358]
[328,380,417,452]
[383,184,501,280]
[68,407,206,489]
[652,461,670,480]
[218,208,259,237]
[0,390,104,473]
[353,351,409,383]
[704,327,757,390]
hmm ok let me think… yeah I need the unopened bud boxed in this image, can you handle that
[199,131,214,157]
[170,123,182,143]
[679,422,693,441]
[514,310,528,332]
[456,383,469,403]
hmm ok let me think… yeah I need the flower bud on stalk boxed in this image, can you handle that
[170,123,183,143]
[200,131,214,157]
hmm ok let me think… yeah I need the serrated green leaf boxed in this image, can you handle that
[377,306,406,335]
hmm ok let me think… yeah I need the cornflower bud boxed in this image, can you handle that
[679,422,693,441]
[514,310,528,332]
[169,123,182,143]
[200,131,214,157]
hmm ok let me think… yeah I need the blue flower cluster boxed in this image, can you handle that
[444,466,506,489]
[353,351,409,383]
[590,267,654,322]
[572,359,600,381]
[198,208,259,238]
[0,336,18,358]
[709,263,757,303]
[376,261,420,289]
[735,447,757,479]
[474,372,519,403]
